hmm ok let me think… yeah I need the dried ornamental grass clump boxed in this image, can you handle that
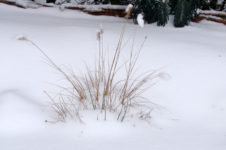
[18,6,166,123]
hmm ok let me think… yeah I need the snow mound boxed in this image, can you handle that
[137,13,144,28]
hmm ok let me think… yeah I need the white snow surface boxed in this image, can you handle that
[34,0,47,4]
[15,0,29,7]
[62,3,127,10]
[197,9,226,14]
[0,3,226,150]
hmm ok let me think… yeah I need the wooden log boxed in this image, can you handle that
[192,15,226,25]
[0,0,26,8]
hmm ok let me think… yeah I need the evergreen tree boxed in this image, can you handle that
[200,0,210,10]
[209,0,217,9]
[156,1,169,26]
[132,0,155,24]
[220,0,226,11]
[132,0,169,26]
[168,0,177,14]
[132,0,202,27]
[110,0,122,4]
[174,0,200,27]
[174,0,191,27]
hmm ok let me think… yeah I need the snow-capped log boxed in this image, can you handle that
[0,0,26,8]
[192,11,226,25]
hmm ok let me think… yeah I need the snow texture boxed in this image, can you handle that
[35,0,46,4]
[62,3,127,10]
[197,9,226,15]
[15,0,29,7]
[0,3,226,150]
[158,72,171,81]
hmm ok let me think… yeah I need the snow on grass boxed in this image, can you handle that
[137,13,144,28]
[16,34,28,40]
[125,4,133,12]
[0,3,226,150]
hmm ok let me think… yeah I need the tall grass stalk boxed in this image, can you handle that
[19,7,161,122]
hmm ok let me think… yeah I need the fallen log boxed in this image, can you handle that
[0,0,26,8]
[192,15,226,25]
[199,13,226,20]
[0,1,127,18]
[65,6,126,17]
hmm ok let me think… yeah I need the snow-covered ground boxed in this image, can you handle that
[0,3,226,150]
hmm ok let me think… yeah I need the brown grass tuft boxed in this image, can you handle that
[22,8,161,122]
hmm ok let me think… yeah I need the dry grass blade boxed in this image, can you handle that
[21,7,162,123]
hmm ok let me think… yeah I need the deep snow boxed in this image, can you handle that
[0,3,226,150]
